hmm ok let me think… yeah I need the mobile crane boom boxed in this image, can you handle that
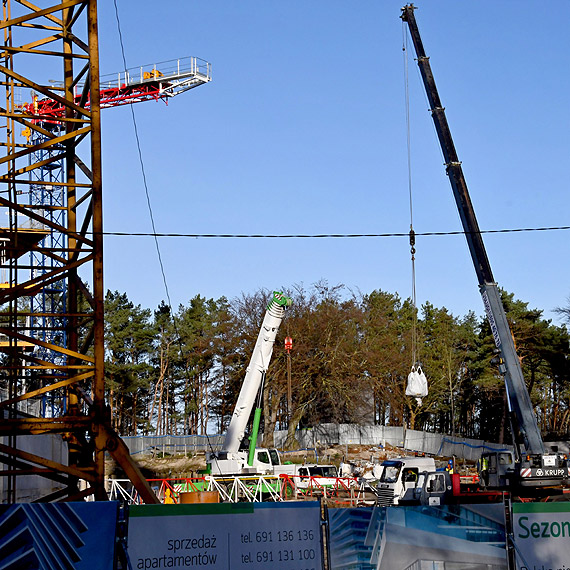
[223,291,291,454]
[401,4,567,488]
[209,292,291,476]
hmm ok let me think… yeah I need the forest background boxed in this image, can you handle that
[105,282,570,448]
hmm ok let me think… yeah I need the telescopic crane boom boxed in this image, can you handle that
[401,4,567,489]
[209,291,291,475]
[223,291,292,454]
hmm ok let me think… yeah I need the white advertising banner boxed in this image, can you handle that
[513,502,570,570]
[128,501,323,570]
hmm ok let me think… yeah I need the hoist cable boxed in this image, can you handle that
[403,24,414,228]
[403,22,418,368]
[113,1,217,457]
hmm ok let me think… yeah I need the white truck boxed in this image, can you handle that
[374,456,436,506]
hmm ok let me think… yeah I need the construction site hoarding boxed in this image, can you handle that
[512,502,570,570]
[0,501,118,569]
[128,501,323,570]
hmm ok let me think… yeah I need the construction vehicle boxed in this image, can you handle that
[208,291,292,476]
[207,291,339,493]
[399,470,504,507]
[374,456,436,506]
[295,465,340,492]
[401,5,568,491]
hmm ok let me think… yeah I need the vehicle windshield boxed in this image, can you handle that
[427,474,445,493]
[309,466,337,477]
[380,464,401,483]
[269,449,280,466]
[257,451,270,464]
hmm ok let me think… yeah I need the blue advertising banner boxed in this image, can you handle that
[0,501,118,570]
[328,504,508,570]
[128,501,323,570]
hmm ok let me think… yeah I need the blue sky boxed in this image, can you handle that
[95,1,569,323]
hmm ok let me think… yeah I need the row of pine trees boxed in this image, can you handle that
[104,282,570,446]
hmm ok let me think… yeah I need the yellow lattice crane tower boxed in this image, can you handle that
[0,0,210,503]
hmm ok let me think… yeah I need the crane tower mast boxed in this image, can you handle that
[0,0,210,503]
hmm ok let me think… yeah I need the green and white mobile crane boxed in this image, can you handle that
[208,291,291,476]
[207,291,339,491]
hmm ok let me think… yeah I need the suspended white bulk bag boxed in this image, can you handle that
[406,365,428,405]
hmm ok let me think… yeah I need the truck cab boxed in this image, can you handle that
[273,462,338,489]
[209,447,282,476]
[295,464,339,491]
[251,448,282,474]
[400,471,450,506]
[480,450,567,489]
[375,457,436,506]
[479,451,515,489]
[400,470,504,507]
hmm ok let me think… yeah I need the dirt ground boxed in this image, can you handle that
[107,443,458,480]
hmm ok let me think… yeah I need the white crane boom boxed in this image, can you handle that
[222,291,291,454]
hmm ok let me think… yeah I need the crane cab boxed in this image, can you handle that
[478,451,515,489]
[479,450,568,489]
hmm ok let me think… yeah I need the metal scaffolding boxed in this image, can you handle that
[0,0,160,503]
[21,54,210,419]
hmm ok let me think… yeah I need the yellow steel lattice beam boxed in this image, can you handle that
[0,0,158,505]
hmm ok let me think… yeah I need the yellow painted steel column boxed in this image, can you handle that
[87,0,107,502]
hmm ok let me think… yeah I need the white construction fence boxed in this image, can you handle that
[273,424,513,462]
[120,424,521,463]
[121,434,225,456]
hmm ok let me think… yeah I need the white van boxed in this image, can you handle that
[274,463,339,493]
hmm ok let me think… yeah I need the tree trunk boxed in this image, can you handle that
[132,392,138,435]
[408,405,417,430]
[157,375,164,436]
[109,384,115,429]
[219,367,228,433]
[119,392,124,434]
[166,375,171,435]
[284,408,302,450]
[183,375,189,435]
[202,374,210,435]
[284,398,315,449]
[262,385,283,448]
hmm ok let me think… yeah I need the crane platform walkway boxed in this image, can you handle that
[19,56,212,119]
[0,226,50,263]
